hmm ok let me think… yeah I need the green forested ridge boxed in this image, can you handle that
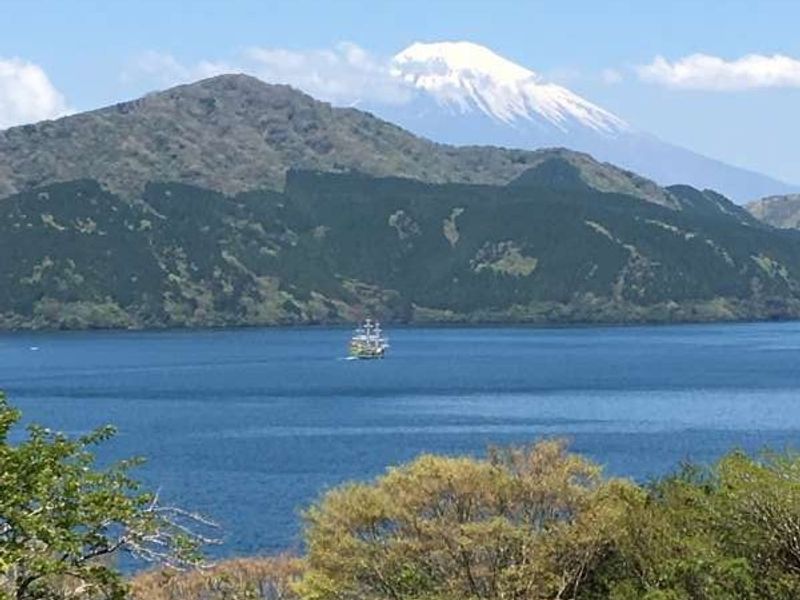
[3,160,800,330]
[0,75,666,205]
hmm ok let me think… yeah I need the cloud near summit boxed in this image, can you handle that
[638,53,800,91]
[128,43,413,106]
[0,58,70,129]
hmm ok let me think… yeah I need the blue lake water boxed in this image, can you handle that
[1,322,799,560]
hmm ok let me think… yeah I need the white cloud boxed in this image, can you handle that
[0,57,70,129]
[601,68,623,85]
[637,53,800,91]
[245,42,413,105]
[543,66,584,84]
[126,43,413,106]
[124,50,233,87]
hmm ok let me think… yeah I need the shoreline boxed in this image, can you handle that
[1,314,798,338]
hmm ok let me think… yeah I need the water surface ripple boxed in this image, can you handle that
[1,322,799,558]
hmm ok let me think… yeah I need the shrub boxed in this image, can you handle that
[130,556,303,600]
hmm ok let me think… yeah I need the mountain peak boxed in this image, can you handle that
[193,72,266,86]
[391,40,628,134]
[148,72,309,102]
[394,41,538,85]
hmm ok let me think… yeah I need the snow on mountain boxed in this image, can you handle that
[391,41,628,134]
[367,41,798,203]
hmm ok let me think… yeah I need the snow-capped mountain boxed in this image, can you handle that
[391,41,627,134]
[365,41,798,203]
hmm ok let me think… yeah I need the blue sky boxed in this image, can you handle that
[3,0,800,183]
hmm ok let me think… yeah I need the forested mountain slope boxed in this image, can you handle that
[3,163,800,329]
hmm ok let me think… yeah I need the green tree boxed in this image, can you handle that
[600,464,757,600]
[296,440,800,600]
[710,451,800,598]
[297,439,635,600]
[597,451,800,600]
[0,392,216,600]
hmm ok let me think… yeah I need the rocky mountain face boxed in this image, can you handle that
[747,194,800,229]
[3,163,800,330]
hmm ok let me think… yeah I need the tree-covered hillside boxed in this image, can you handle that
[0,74,686,207]
[3,161,800,330]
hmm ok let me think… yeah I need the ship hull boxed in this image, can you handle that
[349,347,386,359]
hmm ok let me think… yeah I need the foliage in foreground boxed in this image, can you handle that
[130,556,303,600]
[297,440,634,600]
[5,389,800,600]
[298,441,800,600]
[0,392,216,600]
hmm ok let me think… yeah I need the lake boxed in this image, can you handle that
[1,322,799,560]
